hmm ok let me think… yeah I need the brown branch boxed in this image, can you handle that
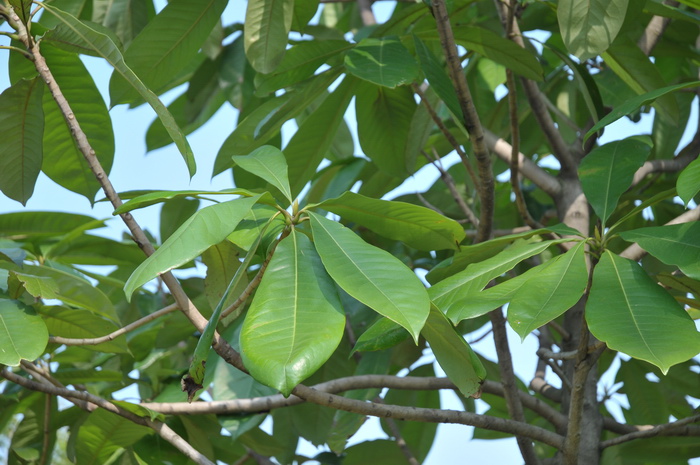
[20,360,94,411]
[39,393,51,465]
[602,415,700,437]
[620,205,700,261]
[431,0,494,242]
[637,1,678,56]
[601,413,700,448]
[1,368,215,465]
[376,397,421,465]
[483,129,561,196]
[357,0,376,26]
[490,309,541,464]
[49,303,178,346]
[529,334,563,403]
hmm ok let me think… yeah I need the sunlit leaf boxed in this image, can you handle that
[0,299,48,366]
[244,0,294,73]
[232,146,293,204]
[558,0,628,60]
[344,37,421,88]
[677,157,700,206]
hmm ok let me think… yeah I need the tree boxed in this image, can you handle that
[0,0,699,463]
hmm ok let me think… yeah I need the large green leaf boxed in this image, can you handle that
[619,223,700,279]
[255,40,352,94]
[92,0,155,48]
[558,0,628,60]
[40,44,115,203]
[417,27,543,81]
[240,230,345,396]
[603,38,680,123]
[421,304,485,397]
[108,0,228,104]
[578,137,652,226]
[308,211,430,341]
[0,299,48,366]
[112,188,270,214]
[284,77,357,199]
[244,0,294,73]
[0,78,43,206]
[507,241,588,339]
[124,195,261,298]
[429,238,573,322]
[38,305,128,354]
[41,4,197,177]
[214,70,340,176]
[677,157,700,205]
[77,409,151,465]
[317,191,465,251]
[586,251,700,373]
[355,82,416,177]
[584,81,700,142]
[5,263,119,323]
[232,146,293,205]
[344,37,421,88]
[0,211,101,238]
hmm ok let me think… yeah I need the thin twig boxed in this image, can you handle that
[376,397,421,465]
[357,0,376,25]
[423,148,480,227]
[431,0,494,242]
[49,303,179,346]
[601,413,700,448]
[1,368,216,465]
[412,82,479,186]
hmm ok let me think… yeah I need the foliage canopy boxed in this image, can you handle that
[0,0,699,464]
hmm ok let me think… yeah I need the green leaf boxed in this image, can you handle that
[586,251,700,374]
[429,238,574,322]
[422,304,485,397]
[413,35,461,120]
[344,37,421,88]
[8,0,31,26]
[124,195,261,299]
[244,0,294,73]
[584,81,700,142]
[38,305,128,354]
[0,299,48,366]
[4,263,119,323]
[558,0,628,60]
[602,37,678,123]
[507,241,588,339]
[578,137,652,226]
[317,191,465,251]
[214,70,341,176]
[40,44,115,204]
[417,27,543,81]
[343,440,406,465]
[159,197,200,243]
[0,211,102,238]
[41,4,197,177]
[284,77,357,199]
[355,82,416,177]
[351,317,410,354]
[108,0,228,104]
[232,146,293,204]
[677,157,700,205]
[255,40,352,95]
[77,409,151,465]
[113,188,270,214]
[308,211,430,341]
[619,223,700,280]
[0,78,44,205]
[93,0,155,49]
[240,230,345,396]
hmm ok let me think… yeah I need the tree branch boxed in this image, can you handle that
[431,0,495,242]
[483,129,561,196]
[0,368,215,465]
[601,413,700,448]
[637,2,678,56]
[49,303,178,346]
[357,0,376,26]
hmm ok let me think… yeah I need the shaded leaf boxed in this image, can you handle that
[558,0,628,60]
[240,230,345,395]
[579,137,652,225]
[413,35,461,119]
[586,251,700,373]
[308,211,430,341]
[344,37,421,88]
[677,157,700,205]
[77,409,151,465]
[619,222,700,279]
[351,317,410,354]
[244,0,294,73]
[109,0,228,104]
[0,299,48,366]
[318,191,465,251]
